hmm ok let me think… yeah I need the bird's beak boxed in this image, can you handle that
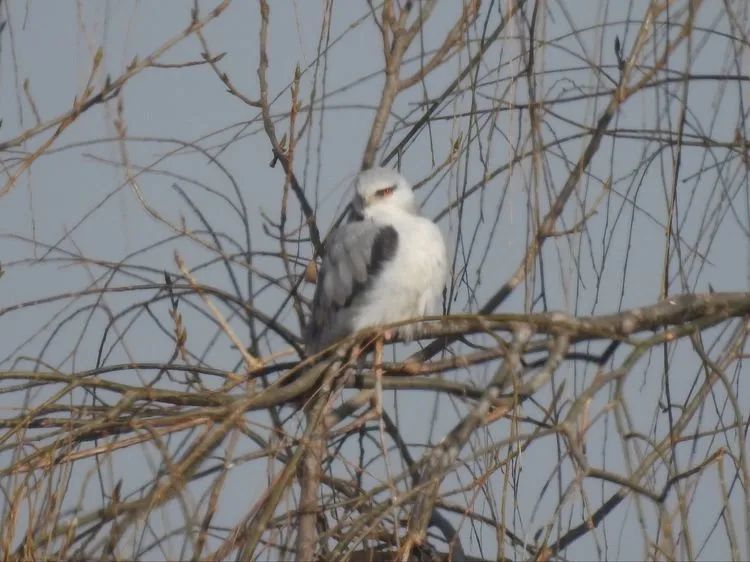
[350,194,365,220]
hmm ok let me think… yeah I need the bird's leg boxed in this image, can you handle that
[373,330,397,493]
[349,342,363,363]
[371,333,384,417]
[370,327,399,416]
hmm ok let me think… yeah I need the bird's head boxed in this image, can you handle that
[350,167,416,219]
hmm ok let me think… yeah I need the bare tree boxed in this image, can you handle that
[0,1,749,560]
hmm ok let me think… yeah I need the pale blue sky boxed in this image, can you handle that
[1,1,748,559]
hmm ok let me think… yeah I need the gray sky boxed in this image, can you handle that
[1,1,748,560]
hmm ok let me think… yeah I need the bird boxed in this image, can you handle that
[305,167,447,353]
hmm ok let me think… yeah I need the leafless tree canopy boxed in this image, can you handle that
[1,1,749,560]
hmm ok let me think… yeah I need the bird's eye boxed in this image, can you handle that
[375,185,396,197]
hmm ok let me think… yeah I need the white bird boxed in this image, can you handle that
[305,167,447,352]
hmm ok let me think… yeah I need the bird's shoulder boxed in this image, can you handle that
[316,219,398,305]
[389,212,446,254]
[325,218,397,263]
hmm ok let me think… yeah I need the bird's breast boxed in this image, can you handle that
[351,216,446,330]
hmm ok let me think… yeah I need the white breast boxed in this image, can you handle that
[351,208,447,334]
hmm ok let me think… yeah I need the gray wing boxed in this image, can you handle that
[305,220,398,351]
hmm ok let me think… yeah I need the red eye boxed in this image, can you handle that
[376,185,396,197]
